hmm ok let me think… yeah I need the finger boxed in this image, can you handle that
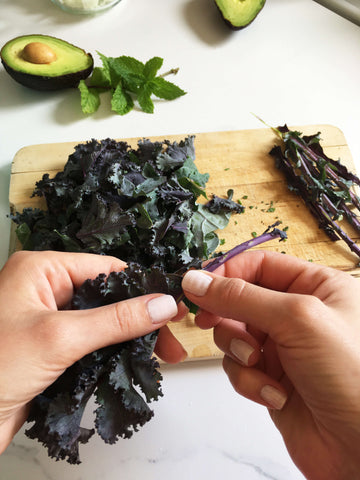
[173,301,190,322]
[247,325,268,347]
[154,325,188,364]
[195,309,268,351]
[205,250,335,296]
[38,293,179,365]
[4,251,127,308]
[194,309,223,330]
[213,318,261,366]
[262,336,285,381]
[223,355,287,410]
[182,268,309,339]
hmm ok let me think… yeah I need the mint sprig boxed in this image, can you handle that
[78,52,186,115]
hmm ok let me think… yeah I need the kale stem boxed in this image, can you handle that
[203,222,287,273]
[316,203,360,257]
[174,223,287,304]
[272,126,360,261]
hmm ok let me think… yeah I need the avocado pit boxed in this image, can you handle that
[22,42,57,65]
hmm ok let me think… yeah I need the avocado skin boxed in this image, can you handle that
[214,0,266,30]
[1,58,94,91]
[1,35,94,91]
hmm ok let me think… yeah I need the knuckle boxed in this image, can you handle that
[112,299,144,340]
[285,295,323,329]
[7,250,33,267]
[217,277,247,305]
[33,312,66,352]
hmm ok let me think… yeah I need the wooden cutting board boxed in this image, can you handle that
[8,125,360,361]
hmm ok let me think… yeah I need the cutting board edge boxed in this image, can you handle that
[10,123,351,172]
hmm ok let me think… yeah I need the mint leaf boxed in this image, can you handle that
[108,56,145,92]
[144,56,163,79]
[97,51,117,84]
[137,83,154,114]
[151,77,186,100]
[111,82,134,115]
[78,80,101,114]
[113,55,145,76]
[79,52,186,115]
[89,66,111,88]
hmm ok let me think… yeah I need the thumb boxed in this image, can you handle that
[42,293,178,365]
[181,269,308,340]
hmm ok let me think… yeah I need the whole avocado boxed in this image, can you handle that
[0,34,93,91]
[214,0,266,29]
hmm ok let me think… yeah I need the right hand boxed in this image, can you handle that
[182,250,360,480]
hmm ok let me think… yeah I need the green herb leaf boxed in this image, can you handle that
[111,82,134,115]
[144,56,163,79]
[108,55,145,92]
[79,52,186,116]
[137,83,154,113]
[89,66,111,88]
[151,76,186,100]
[78,80,101,114]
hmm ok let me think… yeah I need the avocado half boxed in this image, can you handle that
[0,34,94,91]
[214,0,266,29]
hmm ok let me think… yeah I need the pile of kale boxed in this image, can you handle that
[270,126,360,261]
[12,135,244,464]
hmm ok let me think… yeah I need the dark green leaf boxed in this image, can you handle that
[144,56,163,79]
[78,80,101,114]
[137,82,154,113]
[111,82,134,115]
[89,66,111,88]
[151,76,186,100]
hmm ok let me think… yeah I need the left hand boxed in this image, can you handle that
[0,250,187,454]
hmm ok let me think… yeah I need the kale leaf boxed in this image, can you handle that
[12,135,245,463]
[26,263,181,464]
[26,219,286,465]
[12,136,243,273]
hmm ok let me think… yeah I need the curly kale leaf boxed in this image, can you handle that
[13,135,245,464]
[26,263,181,464]
[12,136,239,272]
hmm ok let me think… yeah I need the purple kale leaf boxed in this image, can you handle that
[11,136,236,272]
[26,263,181,464]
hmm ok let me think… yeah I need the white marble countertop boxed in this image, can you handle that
[1,0,360,478]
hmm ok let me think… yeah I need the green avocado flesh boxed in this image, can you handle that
[214,0,266,29]
[1,34,93,90]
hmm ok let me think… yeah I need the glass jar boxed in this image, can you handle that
[51,0,121,14]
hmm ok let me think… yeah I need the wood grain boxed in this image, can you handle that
[8,125,360,361]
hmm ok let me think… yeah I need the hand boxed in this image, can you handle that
[182,250,360,480]
[0,250,186,454]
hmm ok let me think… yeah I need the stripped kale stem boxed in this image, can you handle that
[269,124,360,262]
[204,221,287,272]
[175,222,287,304]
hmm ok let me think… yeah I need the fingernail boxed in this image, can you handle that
[260,385,287,410]
[182,270,213,296]
[230,338,255,366]
[147,295,178,324]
